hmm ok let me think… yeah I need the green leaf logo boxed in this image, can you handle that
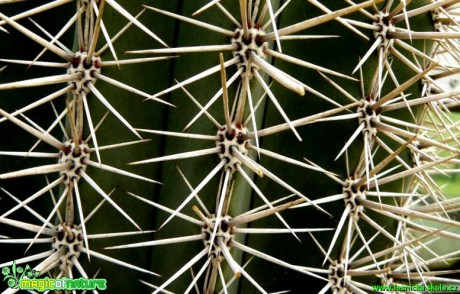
[2,261,19,289]
[1,267,10,276]
[2,262,40,289]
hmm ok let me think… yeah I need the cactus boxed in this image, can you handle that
[0,0,459,293]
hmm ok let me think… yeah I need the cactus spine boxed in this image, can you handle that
[0,1,459,293]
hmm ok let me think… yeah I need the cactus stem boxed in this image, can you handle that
[1,0,459,291]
